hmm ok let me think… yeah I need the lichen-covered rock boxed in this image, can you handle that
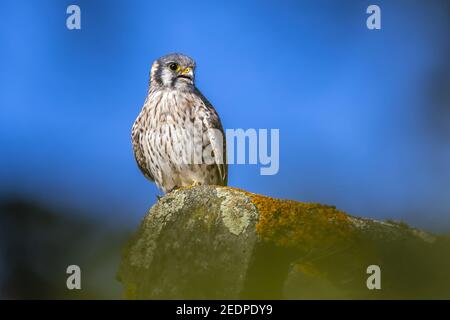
[118,186,450,299]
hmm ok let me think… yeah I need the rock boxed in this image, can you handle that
[118,185,450,299]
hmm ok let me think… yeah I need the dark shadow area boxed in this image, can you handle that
[240,243,297,299]
[0,198,131,299]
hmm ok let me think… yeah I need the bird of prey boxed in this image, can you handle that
[131,53,227,193]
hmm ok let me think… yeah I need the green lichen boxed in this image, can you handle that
[216,187,258,236]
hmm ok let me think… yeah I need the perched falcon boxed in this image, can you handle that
[131,53,227,193]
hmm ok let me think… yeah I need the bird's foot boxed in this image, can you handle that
[167,186,180,194]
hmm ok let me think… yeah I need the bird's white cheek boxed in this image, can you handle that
[161,71,174,86]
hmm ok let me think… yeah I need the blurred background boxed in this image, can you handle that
[0,0,449,298]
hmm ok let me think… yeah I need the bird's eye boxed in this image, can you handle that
[168,63,179,71]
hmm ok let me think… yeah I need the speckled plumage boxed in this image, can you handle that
[132,53,227,193]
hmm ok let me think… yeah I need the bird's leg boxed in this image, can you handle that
[192,181,201,187]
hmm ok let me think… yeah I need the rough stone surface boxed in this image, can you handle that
[118,186,450,299]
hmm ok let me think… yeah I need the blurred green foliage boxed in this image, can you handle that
[0,198,131,299]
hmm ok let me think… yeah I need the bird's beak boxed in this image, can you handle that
[180,67,194,79]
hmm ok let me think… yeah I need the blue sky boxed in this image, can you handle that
[1,0,449,231]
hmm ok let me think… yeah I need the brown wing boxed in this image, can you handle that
[194,88,228,185]
[131,121,155,182]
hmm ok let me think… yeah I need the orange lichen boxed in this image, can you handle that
[180,186,359,250]
[235,189,358,250]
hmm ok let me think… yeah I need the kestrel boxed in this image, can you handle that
[131,53,227,193]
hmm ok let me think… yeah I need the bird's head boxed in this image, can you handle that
[149,53,196,90]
